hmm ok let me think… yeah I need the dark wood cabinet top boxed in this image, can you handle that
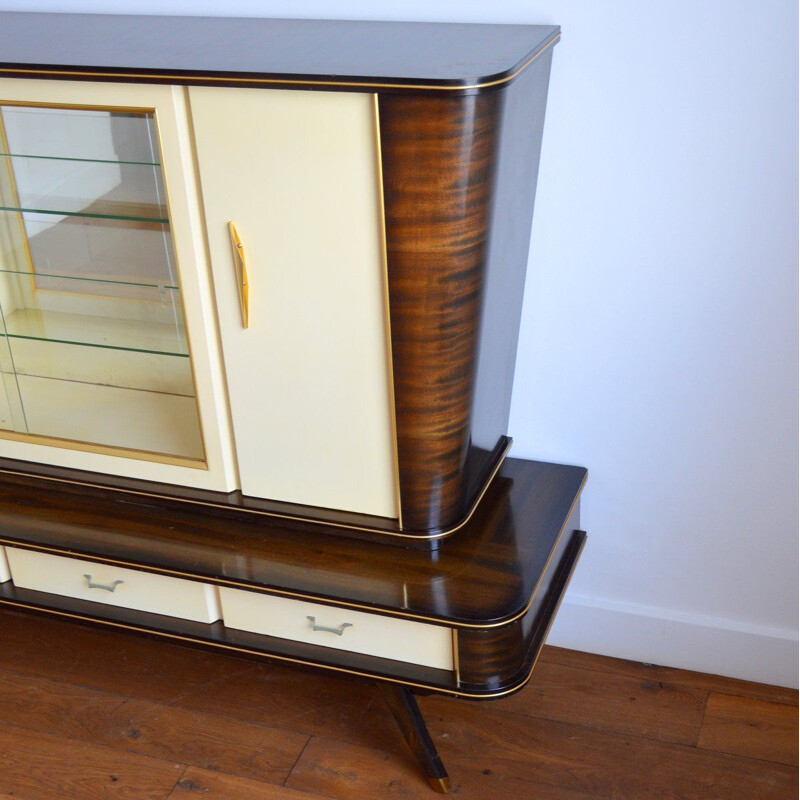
[0,12,559,91]
[0,458,585,628]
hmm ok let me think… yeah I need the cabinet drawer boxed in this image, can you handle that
[219,588,454,671]
[6,548,222,623]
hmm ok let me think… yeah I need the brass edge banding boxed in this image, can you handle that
[0,429,207,469]
[0,434,512,541]
[452,628,460,685]
[0,467,585,629]
[0,33,560,94]
[371,92,403,529]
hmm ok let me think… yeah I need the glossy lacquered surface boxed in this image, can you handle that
[0,13,559,90]
[188,87,398,519]
[0,457,585,627]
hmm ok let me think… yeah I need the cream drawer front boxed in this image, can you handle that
[6,548,222,623]
[220,588,453,671]
[0,546,9,583]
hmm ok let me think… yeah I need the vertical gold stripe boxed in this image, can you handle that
[372,93,403,528]
[452,628,461,685]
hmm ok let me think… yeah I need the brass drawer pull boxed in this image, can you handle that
[83,573,124,593]
[306,615,353,636]
[228,221,250,328]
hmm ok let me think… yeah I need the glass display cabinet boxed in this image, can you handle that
[0,104,203,461]
[0,13,586,794]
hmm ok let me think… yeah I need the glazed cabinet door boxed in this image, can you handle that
[188,88,399,518]
[0,78,237,491]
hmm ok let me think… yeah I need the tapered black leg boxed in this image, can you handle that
[378,683,451,793]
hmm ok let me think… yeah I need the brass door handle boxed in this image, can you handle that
[306,616,353,636]
[83,574,124,592]
[228,222,250,328]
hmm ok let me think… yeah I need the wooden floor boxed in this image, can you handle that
[0,607,796,800]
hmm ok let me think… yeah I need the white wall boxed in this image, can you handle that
[2,0,796,687]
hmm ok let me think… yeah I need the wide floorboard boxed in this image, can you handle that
[0,607,796,799]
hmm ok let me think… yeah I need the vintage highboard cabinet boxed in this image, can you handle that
[0,13,586,792]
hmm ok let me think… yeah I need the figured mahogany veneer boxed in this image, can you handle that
[380,91,502,532]
[379,48,554,532]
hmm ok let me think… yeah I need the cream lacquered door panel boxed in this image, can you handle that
[0,78,237,492]
[189,88,398,518]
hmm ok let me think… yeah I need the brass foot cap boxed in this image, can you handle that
[429,776,452,793]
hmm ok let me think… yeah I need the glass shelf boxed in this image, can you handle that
[0,153,170,221]
[0,103,204,462]
[0,267,179,292]
[0,152,160,167]
[0,106,162,164]
[0,203,167,224]
[0,307,189,358]
[0,210,180,292]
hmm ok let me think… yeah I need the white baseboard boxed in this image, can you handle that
[547,594,799,689]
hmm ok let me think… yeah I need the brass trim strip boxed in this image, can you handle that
[0,467,584,629]
[0,435,513,542]
[0,428,207,469]
[372,93,403,528]
[0,33,560,94]
[0,100,157,113]
[452,628,461,686]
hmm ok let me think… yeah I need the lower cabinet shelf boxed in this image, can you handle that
[0,457,587,700]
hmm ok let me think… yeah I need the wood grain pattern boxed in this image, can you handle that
[0,723,183,800]
[286,736,597,800]
[456,519,583,691]
[0,458,586,627]
[417,694,798,800]
[379,90,502,531]
[0,525,584,699]
[0,668,308,784]
[167,768,328,800]
[499,659,708,745]
[378,54,555,534]
[0,610,795,800]
[698,692,799,766]
[540,646,799,706]
[0,604,260,703]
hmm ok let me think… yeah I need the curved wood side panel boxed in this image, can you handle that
[378,90,503,532]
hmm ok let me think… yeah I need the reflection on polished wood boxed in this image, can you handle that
[0,457,585,627]
[0,457,586,697]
